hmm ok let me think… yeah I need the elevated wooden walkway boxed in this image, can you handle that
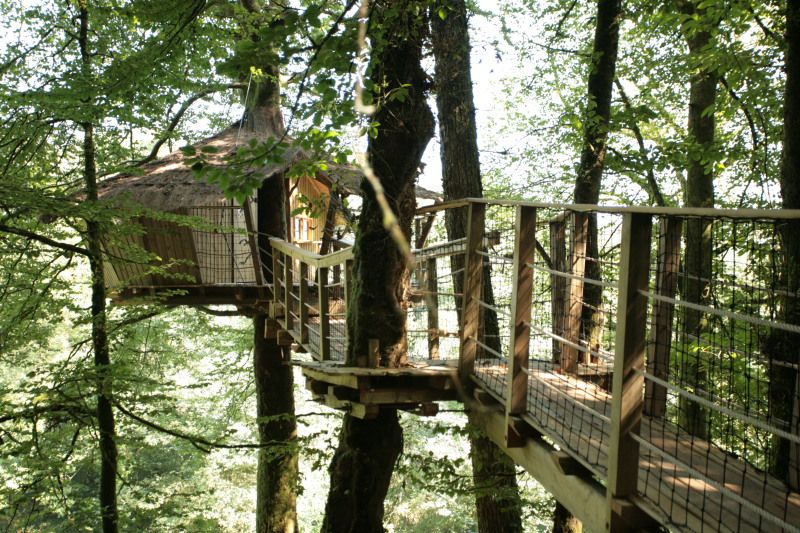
[265,199,800,533]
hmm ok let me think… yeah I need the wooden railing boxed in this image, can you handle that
[273,198,800,532]
[269,237,353,361]
[449,199,800,532]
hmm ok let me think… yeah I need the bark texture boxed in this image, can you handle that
[552,503,582,533]
[566,0,620,528]
[240,2,298,530]
[767,0,800,489]
[430,2,523,531]
[323,2,434,531]
[573,0,620,363]
[79,5,118,532]
[678,0,718,440]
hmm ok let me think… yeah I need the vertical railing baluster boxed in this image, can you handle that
[299,262,309,344]
[607,212,652,530]
[506,206,537,447]
[319,266,331,361]
[271,246,282,319]
[284,253,293,332]
[427,256,440,360]
[459,202,486,383]
[344,258,353,350]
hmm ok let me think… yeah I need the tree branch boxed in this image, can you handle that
[614,78,666,207]
[0,223,90,256]
[114,402,295,453]
[135,83,246,166]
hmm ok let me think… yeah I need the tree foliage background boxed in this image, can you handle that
[0,0,794,531]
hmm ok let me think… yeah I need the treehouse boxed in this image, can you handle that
[97,125,441,309]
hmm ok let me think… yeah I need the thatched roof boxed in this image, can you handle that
[98,126,442,211]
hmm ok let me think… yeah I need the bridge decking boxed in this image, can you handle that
[265,200,800,532]
[474,362,800,533]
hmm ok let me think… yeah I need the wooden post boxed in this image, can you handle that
[606,213,652,531]
[272,247,282,306]
[563,212,588,373]
[319,266,331,360]
[284,253,294,332]
[242,198,264,286]
[550,216,567,365]
[299,262,309,344]
[506,206,537,447]
[427,257,440,360]
[644,216,682,418]
[344,259,353,348]
[459,202,486,383]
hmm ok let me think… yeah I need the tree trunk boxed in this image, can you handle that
[573,0,620,361]
[239,2,299,530]
[254,316,297,533]
[78,5,119,532]
[552,502,582,533]
[767,0,800,490]
[323,2,434,531]
[430,3,523,531]
[678,0,718,440]
[568,0,620,526]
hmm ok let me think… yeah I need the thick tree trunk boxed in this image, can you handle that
[323,2,434,531]
[254,317,297,533]
[573,0,620,363]
[678,0,718,440]
[430,3,523,531]
[567,0,620,527]
[239,2,298,530]
[78,5,118,532]
[768,0,800,489]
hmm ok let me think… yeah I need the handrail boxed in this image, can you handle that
[269,237,354,267]
[417,197,800,219]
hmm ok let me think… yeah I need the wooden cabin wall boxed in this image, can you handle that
[289,175,331,252]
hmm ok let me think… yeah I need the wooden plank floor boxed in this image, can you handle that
[474,361,800,533]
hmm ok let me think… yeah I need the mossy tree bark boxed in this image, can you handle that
[322,2,434,531]
[430,2,523,531]
[239,2,298,531]
[767,0,800,489]
[78,5,118,532]
[677,0,719,440]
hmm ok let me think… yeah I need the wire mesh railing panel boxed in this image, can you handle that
[187,206,257,285]
[471,203,516,396]
[517,207,621,474]
[323,265,347,362]
[408,206,468,361]
[640,214,800,532]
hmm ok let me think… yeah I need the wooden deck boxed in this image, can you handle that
[300,359,459,418]
[474,362,800,533]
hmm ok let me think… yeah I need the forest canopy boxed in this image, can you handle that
[0,0,796,532]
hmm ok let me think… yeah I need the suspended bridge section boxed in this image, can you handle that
[262,199,800,533]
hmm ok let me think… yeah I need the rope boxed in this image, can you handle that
[236,71,253,147]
